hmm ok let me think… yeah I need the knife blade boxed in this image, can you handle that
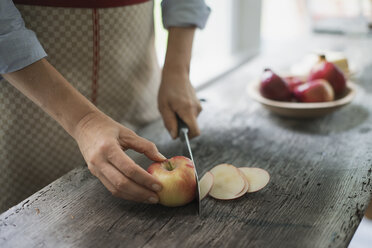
[176,115,201,215]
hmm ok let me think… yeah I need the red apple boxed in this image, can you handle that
[284,76,305,92]
[147,156,196,207]
[308,55,346,96]
[293,79,334,102]
[260,68,292,101]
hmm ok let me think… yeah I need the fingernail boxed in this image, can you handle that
[152,184,162,192]
[157,152,167,160]
[147,196,159,204]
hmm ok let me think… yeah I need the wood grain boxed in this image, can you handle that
[1,35,372,248]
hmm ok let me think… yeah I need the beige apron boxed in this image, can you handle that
[0,1,161,212]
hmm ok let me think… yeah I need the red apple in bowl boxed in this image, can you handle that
[147,156,196,207]
[260,68,292,101]
[308,55,346,96]
[293,79,334,103]
[284,76,305,92]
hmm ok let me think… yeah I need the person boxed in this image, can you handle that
[0,0,210,212]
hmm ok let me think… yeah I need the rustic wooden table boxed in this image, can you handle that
[1,35,372,248]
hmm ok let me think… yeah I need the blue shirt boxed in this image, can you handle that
[0,0,210,74]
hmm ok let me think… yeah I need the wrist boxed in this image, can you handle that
[163,60,190,76]
[72,110,104,141]
[163,27,195,76]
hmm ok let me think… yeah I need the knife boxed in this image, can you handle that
[176,115,201,215]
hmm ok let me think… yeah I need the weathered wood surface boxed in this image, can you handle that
[1,35,372,248]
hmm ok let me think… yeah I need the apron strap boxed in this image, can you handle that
[13,0,150,8]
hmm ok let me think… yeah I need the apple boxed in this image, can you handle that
[207,164,270,200]
[260,68,292,101]
[209,164,248,200]
[199,172,214,200]
[239,167,270,193]
[293,79,334,102]
[308,55,346,96]
[284,76,305,93]
[234,170,250,198]
[147,156,196,207]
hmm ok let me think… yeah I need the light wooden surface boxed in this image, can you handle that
[1,35,372,248]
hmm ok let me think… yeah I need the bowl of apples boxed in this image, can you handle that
[248,55,356,118]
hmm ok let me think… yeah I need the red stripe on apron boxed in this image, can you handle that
[91,8,99,105]
[13,0,149,8]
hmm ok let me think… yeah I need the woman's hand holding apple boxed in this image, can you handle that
[73,111,167,204]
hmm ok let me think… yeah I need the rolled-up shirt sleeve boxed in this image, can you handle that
[161,0,211,29]
[0,0,46,74]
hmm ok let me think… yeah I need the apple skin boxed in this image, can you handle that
[284,76,305,93]
[293,79,334,102]
[260,68,292,101]
[147,156,196,207]
[308,55,346,96]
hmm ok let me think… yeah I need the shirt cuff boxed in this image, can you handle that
[161,0,211,29]
[0,29,47,74]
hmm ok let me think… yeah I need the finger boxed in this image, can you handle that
[196,101,203,115]
[177,109,200,139]
[99,163,159,204]
[122,131,166,162]
[107,144,163,192]
[159,104,178,139]
[98,173,151,203]
[95,170,121,196]
[99,172,156,203]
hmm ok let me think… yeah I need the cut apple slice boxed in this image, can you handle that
[209,164,247,200]
[234,170,249,198]
[239,167,270,193]
[199,172,214,200]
